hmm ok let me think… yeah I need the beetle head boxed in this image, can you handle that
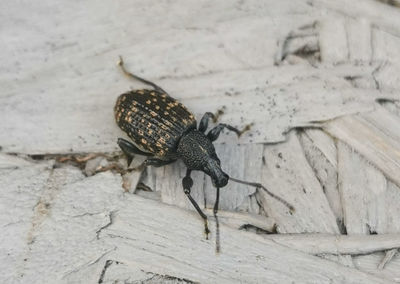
[204,157,229,188]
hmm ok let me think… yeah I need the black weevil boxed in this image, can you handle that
[114,57,294,251]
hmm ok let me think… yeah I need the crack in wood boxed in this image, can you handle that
[96,211,117,240]
[378,248,399,270]
[141,272,198,284]
[62,247,117,279]
[239,223,278,234]
[98,260,113,284]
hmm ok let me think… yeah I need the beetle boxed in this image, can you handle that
[114,57,294,250]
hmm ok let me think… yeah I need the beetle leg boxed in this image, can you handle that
[182,169,210,239]
[117,56,168,94]
[212,107,225,123]
[213,187,221,253]
[198,112,215,132]
[143,158,176,167]
[118,138,152,166]
[207,123,252,142]
[198,108,226,132]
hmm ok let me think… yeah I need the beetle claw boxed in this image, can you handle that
[212,106,226,123]
[117,55,124,66]
[204,220,210,240]
[238,123,254,137]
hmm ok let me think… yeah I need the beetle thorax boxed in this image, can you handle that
[177,129,229,188]
[177,129,215,170]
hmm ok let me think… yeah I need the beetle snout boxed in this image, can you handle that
[216,173,229,188]
[206,158,229,188]
[212,172,229,188]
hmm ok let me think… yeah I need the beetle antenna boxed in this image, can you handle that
[229,177,295,213]
[117,56,168,93]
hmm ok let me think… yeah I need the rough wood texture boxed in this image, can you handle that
[2,0,400,283]
[325,106,400,188]
[299,130,342,228]
[1,0,398,154]
[258,132,339,234]
[337,142,387,235]
[0,155,393,284]
[264,233,400,255]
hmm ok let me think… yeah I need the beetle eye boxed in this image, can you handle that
[211,154,221,165]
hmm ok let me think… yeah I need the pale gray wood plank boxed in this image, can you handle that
[264,233,400,255]
[384,182,400,233]
[373,63,400,92]
[0,0,324,155]
[257,132,340,234]
[331,109,400,278]
[299,131,343,230]
[337,141,387,235]
[360,105,400,143]
[347,18,373,63]
[1,57,392,154]
[318,18,348,64]
[183,84,396,146]
[99,199,389,284]
[324,107,400,188]
[380,100,400,117]
[157,161,206,210]
[311,0,400,38]
[2,0,400,283]
[303,129,337,168]
[378,249,399,270]
[275,22,319,65]
[372,27,400,63]
[321,254,355,268]
[353,254,400,283]
[203,143,263,212]
[2,154,390,284]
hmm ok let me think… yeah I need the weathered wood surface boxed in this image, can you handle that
[0,155,393,284]
[264,233,400,255]
[2,0,400,283]
[325,106,400,188]
[1,0,399,154]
